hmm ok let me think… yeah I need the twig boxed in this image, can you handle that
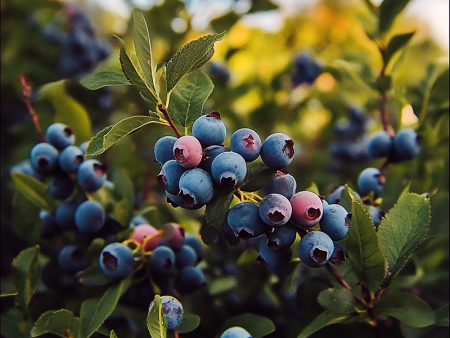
[157,103,182,138]
[19,74,46,142]
[325,263,366,305]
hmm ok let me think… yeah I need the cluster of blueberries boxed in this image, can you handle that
[41,5,110,80]
[291,51,323,87]
[154,110,295,209]
[99,220,206,296]
[329,105,371,166]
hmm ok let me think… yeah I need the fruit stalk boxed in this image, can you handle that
[19,74,46,142]
[158,103,182,138]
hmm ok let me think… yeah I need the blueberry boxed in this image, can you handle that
[357,167,385,199]
[192,111,227,147]
[79,141,89,154]
[46,123,75,150]
[211,151,247,188]
[29,142,59,175]
[263,170,297,200]
[367,130,394,159]
[328,185,345,204]
[131,224,160,252]
[99,243,135,279]
[173,135,203,168]
[259,193,292,227]
[297,231,334,267]
[220,326,252,338]
[10,159,45,181]
[154,135,177,166]
[149,296,184,331]
[55,199,80,230]
[157,160,187,195]
[257,240,292,271]
[129,215,149,228]
[393,128,421,160]
[48,170,75,200]
[166,191,205,210]
[75,200,105,233]
[209,62,231,83]
[174,266,206,295]
[58,245,89,274]
[368,205,384,226]
[266,224,297,250]
[223,218,240,246]
[230,128,262,162]
[177,168,214,207]
[149,246,176,275]
[77,159,107,192]
[329,242,348,265]
[198,145,228,174]
[175,244,198,269]
[183,234,204,263]
[58,145,84,173]
[290,191,323,228]
[227,202,269,240]
[320,204,351,241]
[40,211,63,238]
[162,223,185,250]
[260,133,295,169]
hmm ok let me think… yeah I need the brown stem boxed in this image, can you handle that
[157,103,182,138]
[325,263,366,305]
[377,45,395,138]
[19,74,46,142]
[379,157,390,175]
[174,329,179,338]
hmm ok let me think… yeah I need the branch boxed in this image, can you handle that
[19,74,46,142]
[157,103,182,138]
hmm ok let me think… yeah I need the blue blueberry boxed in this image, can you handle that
[367,130,394,159]
[10,159,45,181]
[150,296,184,331]
[192,111,227,147]
[46,123,75,150]
[166,191,205,210]
[154,135,177,166]
[209,62,231,83]
[320,204,351,241]
[292,51,322,86]
[368,205,384,226]
[178,168,214,206]
[99,243,135,279]
[29,142,59,175]
[257,240,292,271]
[393,128,421,160]
[211,151,247,188]
[198,145,228,174]
[223,218,240,246]
[357,167,385,198]
[174,266,206,295]
[77,159,107,192]
[129,215,149,228]
[297,231,334,267]
[266,224,297,250]
[40,211,63,238]
[227,202,269,240]
[58,245,89,274]
[263,171,297,200]
[175,244,198,269]
[48,171,75,200]
[149,246,176,276]
[75,200,105,233]
[157,160,187,195]
[183,234,204,263]
[230,128,262,162]
[328,186,345,204]
[58,145,84,173]
[79,141,89,154]
[260,133,295,169]
[55,199,79,230]
[259,193,292,227]
[329,242,348,265]
[220,326,252,338]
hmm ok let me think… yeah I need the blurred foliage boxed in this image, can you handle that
[1,0,448,337]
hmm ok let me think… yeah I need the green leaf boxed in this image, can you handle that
[38,80,92,143]
[296,276,334,324]
[12,191,41,245]
[248,0,278,12]
[199,220,220,246]
[169,70,214,128]
[384,31,415,66]
[317,287,356,314]
[205,187,235,232]
[339,185,359,215]
[85,125,113,160]
[166,31,226,93]
[237,248,259,265]
[1,279,18,297]
[297,311,360,338]
[78,277,132,338]
[11,172,58,212]
[371,75,392,94]
[114,35,158,105]
[220,314,275,338]
[1,307,31,338]
[31,309,79,338]
[79,62,131,90]
[208,276,238,295]
[434,304,449,326]
[110,167,134,225]
[305,182,320,195]
[110,330,118,338]
[375,292,435,327]
[240,160,277,192]
[345,199,387,292]
[132,9,156,93]
[177,313,200,334]
[85,185,115,211]
[78,263,114,287]
[378,0,411,34]
[155,63,167,105]
[378,193,431,288]
[12,246,43,311]
[147,295,167,338]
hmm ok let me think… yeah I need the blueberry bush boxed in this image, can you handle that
[1,0,449,338]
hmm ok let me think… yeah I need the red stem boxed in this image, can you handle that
[157,103,182,138]
[19,74,46,142]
